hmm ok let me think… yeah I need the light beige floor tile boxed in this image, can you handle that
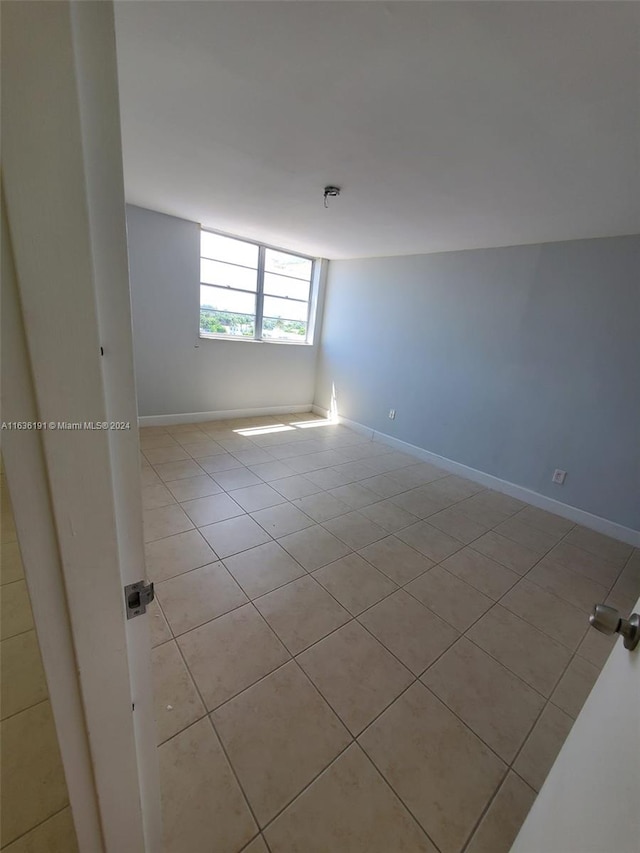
[359,683,505,853]
[151,640,205,744]
[166,423,207,435]
[1,579,33,640]
[2,807,78,853]
[305,468,353,490]
[500,578,587,650]
[182,440,227,459]
[396,522,463,562]
[470,490,525,515]
[270,474,322,500]
[232,449,276,467]
[562,527,631,565]
[513,703,574,791]
[577,627,617,669]
[359,536,434,585]
[422,638,544,762]
[326,483,379,510]
[465,771,536,853]
[145,529,216,583]
[141,483,176,510]
[298,620,413,735]
[606,576,640,612]
[494,517,560,555]
[551,655,600,718]
[323,511,387,549]
[265,744,436,853]
[546,541,620,587]
[140,466,162,487]
[1,701,69,847]
[157,562,247,635]
[424,475,482,502]
[153,459,207,482]
[525,558,608,613]
[454,495,512,528]
[467,606,572,696]
[358,590,458,675]
[181,493,245,527]
[198,453,244,474]
[248,460,296,482]
[140,433,180,450]
[229,483,286,512]
[143,445,191,465]
[173,431,213,446]
[223,541,306,598]
[391,462,447,487]
[1,630,48,719]
[359,474,407,499]
[278,525,351,571]
[251,503,314,538]
[200,515,272,558]
[440,548,519,599]
[390,489,444,519]
[241,836,269,853]
[1,541,24,585]
[178,603,289,709]
[218,437,258,452]
[213,468,264,491]
[471,531,540,575]
[514,506,574,538]
[313,553,397,615]
[166,475,223,502]
[358,499,418,533]
[159,718,257,853]
[406,567,492,632]
[291,492,351,522]
[212,661,350,826]
[1,510,17,545]
[143,504,194,543]
[148,598,172,647]
[427,508,489,544]
[254,576,351,654]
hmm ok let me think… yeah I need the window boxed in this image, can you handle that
[200,230,315,343]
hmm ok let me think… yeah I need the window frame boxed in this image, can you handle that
[199,227,317,345]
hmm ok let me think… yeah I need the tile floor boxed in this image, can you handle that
[142,413,640,853]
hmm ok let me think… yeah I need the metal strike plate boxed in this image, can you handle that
[125,580,155,620]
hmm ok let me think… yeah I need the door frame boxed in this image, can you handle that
[2,1,160,849]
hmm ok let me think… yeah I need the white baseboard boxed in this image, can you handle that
[139,404,312,427]
[312,406,640,547]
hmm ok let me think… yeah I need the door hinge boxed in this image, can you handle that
[124,580,155,619]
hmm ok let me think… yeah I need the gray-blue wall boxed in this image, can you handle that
[315,236,640,529]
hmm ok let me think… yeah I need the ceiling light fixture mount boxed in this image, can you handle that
[323,186,341,209]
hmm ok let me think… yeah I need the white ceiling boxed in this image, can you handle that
[114,2,640,260]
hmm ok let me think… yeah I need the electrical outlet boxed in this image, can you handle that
[552,469,567,485]
[388,409,396,420]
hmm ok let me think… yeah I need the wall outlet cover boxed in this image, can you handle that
[552,469,567,485]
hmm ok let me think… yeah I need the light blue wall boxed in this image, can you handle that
[315,236,640,529]
[126,205,321,417]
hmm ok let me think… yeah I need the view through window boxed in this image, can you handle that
[200,231,315,342]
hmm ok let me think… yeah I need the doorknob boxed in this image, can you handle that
[589,604,640,651]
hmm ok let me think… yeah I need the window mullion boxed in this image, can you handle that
[255,245,266,340]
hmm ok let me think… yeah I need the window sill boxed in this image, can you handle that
[198,334,313,347]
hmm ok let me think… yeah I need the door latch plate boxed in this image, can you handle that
[124,580,155,619]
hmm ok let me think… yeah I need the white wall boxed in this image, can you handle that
[126,205,322,418]
[315,236,640,530]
